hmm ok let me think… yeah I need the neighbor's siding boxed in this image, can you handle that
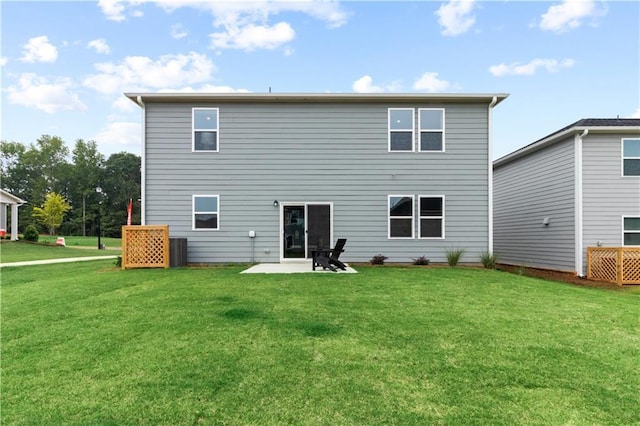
[144,101,491,264]
[494,137,576,272]
[582,132,640,274]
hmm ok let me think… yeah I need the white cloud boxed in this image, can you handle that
[171,23,188,39]
[352,75,400,93]
[413,72,452,92]
[211,21,295,51]
[489,58,576,77]
[539,0,607,33]
[88,38,111,54]
[92,121,141,153]
[0,57,7,67]
[629,107,640,119]
[20,36,58,63]
[83,52,215,94]
[435,0,476,36]
[97,1,348,51]
[6,73,87,113]
[158,84,251,93]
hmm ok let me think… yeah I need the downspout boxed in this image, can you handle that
[575,128,588,276]
[488,96,498,254]
[136,96,146,225]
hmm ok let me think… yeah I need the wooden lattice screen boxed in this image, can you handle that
[121,225,169,269]
[587,247,640,286]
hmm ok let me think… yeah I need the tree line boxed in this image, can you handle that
[1,135,141,238]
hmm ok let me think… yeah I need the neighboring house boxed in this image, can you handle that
[0,189,26,241]
[126,92,507,264]
[493,118,640,276]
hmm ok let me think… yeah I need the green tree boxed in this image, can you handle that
[32,192,71,236]
[100,152,141,237]
[69,139,105,236]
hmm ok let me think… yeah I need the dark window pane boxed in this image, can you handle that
[420,132,443,151]
[390,196,413,216]
[420,218,442,238]
[390,218,412,237]
[420,197,442,216]
[623,139,640,157]
[389,109,413,130]
[390,132,413,151]
[194,109,218,129]
[195,214,218,229]
[195,131,217,151]
[624,232,640,245]
[624,217,640,231]
[623,159,640,176]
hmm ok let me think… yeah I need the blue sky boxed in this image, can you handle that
[1,0,638,159]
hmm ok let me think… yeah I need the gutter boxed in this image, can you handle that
[136,96,146,225]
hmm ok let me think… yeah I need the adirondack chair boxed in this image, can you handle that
[312,238,347,272]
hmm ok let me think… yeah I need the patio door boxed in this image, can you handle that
[282,203,332,260]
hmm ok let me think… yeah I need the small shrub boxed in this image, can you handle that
[480,252,498,269]
[445,248,465,266]
[114,256,122,267]
[23,225,39,242]
[411,256,430,266]
[370,254,388,265]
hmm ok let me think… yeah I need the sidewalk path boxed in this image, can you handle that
[0,255,118,268]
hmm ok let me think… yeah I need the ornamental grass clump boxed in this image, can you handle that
[445,248,465,266]
[480,251,499,269]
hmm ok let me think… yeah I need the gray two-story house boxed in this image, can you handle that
[126,93,507,264]
[494,118,640,276]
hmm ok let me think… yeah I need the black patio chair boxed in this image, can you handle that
[312,238,347,272]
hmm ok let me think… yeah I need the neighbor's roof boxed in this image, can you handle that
[125,92,509,106]
[0,189,26,205]
[494,118,640,168]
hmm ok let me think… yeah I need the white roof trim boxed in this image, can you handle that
[0,189,26,205]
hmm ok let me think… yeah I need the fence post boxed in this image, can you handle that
[616,248,623,286]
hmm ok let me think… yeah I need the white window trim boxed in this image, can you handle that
[418,108,445,153]
[418,195,445,239]
[388,108,415,152]
[622,215,640,246]
[388,194,415,239]
[192,107,219,153]
[621,138,640,177]
[192,194,220,231]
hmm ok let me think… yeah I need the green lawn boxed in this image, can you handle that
[0,241,120,263]
[2,263,639,425]
[37,235,122,248]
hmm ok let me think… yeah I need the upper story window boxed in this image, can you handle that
[419,196,444,238]
[623,217,640,246]
[622,138,640,176]
[419,109,445,152]
[388,109,415,152]
[193,195,219,230]
[193,108,218,152]
[388,195,414,238]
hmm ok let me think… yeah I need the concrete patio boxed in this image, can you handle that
[241,261,357,274]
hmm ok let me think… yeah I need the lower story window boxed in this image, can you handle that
[419,196,444,238]
[193,195,219,230]
[623,217,640,245]
[389,195,414,238]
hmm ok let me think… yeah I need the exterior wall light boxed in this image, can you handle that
[273,200,279,207]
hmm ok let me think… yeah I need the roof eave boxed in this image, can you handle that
[494,125,640,168]
[125,92,509,106]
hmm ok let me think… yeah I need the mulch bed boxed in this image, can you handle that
[496,264,637,290]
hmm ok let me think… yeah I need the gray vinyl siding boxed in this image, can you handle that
[494,137,576,272]
[582,133,640,272]
[144,101,491,264]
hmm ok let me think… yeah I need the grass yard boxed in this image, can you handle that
[0,241,120,264]
[37,235,122,249]
[2,263,639,425]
